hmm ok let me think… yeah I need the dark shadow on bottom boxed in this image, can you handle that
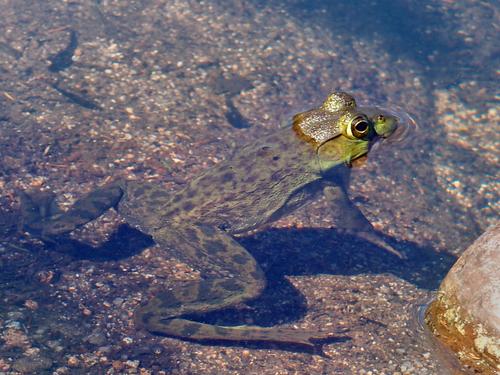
[43,224,154,260]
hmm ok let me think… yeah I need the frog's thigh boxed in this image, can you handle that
[136,223,269,340]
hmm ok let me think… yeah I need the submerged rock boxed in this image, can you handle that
[426,223,500,373]
[12,355,53,373]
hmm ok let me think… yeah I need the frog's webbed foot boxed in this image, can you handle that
[19,183,124,240]
[355,230,405,259]
[323,185,406,259]
[136,224,337,346]
[19,190,62,239]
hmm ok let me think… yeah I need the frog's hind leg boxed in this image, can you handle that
[135,224,333,347]
[19,183,124,239]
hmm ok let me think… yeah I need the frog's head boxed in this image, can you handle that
[292,92,397,173]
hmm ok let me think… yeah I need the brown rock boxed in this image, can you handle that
[67,355,80,367]
[24,299,39,310]
[2,328,30,349]
[13,355,53,373]
[36,270,55,284]
[426,223,500,373]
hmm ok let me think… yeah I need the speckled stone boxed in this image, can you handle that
[426,223,500,374]
[12,355,53,373]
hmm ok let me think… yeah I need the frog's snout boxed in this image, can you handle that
[366,105,417,145]
[373,115,398,139]
[382,108,418,145]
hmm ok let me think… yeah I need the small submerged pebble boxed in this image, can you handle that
[67,355,80,367]
[13,355,53,373]
[24,299,38,310]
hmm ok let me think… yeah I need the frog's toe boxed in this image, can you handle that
[256,327,343,347]
[137,312,341,347]
[356,230,406,259]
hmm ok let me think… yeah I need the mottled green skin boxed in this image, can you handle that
[20,92,399,346]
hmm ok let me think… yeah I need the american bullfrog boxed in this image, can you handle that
[20,92,402,346]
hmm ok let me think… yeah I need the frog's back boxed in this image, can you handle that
[158,128,321,233]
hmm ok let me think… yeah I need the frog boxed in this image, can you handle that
[19,91,403,347]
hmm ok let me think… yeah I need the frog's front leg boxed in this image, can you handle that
[135,223,334,346]
[19,182,124,239]
[322,184,405,259]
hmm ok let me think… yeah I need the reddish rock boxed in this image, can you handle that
[426,223,500,373]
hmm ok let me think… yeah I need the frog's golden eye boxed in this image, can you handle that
[348,116,370,138]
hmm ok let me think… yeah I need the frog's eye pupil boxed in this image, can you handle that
[355,121,368,133]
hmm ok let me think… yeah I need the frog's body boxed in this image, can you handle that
[124,128,320,235]
[20,92,401,346]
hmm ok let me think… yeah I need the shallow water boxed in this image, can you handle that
[0,0,498,373]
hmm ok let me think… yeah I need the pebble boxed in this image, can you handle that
[82,307,93,316]
[24,299,38,310]
[99,356,109,364]
[126,360,140,369]
[122,336,134,345]
[4,320,21,329]
[97,345,112,354]
[24,347,40,356]
[67,355,80,367]
[85,331,107,346]
[0,359,10,371]
[6,311,24,321]
[400,361,414,372]
[112,360,125,371]
[54,367,70,374]
[36,270,55,284]
[12,355,52,373]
